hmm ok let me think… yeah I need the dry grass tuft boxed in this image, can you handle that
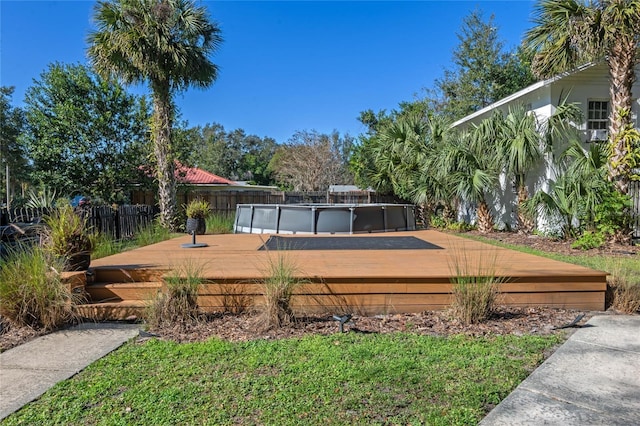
[0,245,78,330]
[146,260,205,329]
[258,253,304,330]
[449,245,503,325]
[607,266,640,313]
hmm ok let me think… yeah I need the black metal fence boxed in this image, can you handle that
[86,205,158,239]
[0,205,158,240]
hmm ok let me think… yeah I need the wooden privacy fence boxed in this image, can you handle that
[4,183,637,239]
[0,205,158,240]
[173,190,408,216]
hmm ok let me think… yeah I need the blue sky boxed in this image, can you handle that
[1,1,536,143]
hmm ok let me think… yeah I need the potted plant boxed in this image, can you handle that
[42,204,93,271]
[184,199,210,235]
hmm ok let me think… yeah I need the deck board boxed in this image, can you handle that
[89,230,608,314]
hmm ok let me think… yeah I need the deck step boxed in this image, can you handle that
[90,267,168,283]
[86,281,162,303]
[75,300,147,321]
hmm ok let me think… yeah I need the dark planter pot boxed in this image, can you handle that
[65,252,91,272]
[186,218,206,235]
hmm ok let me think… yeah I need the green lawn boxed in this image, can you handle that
[7,228,616,425]
[3,333,562,425]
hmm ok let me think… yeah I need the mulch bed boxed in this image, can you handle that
[2,230,636,351]
[144,307,595,345]
[466,230,640,257]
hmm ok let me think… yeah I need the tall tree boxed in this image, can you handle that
[22,63,150,204]
[429,10,536,121]
[524,0,640,194]
[270,130,354,191]
[88,0,223,230]
[0,87,27,207]
[181,123,277,185]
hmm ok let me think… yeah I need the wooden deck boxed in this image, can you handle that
[80,230,607,319]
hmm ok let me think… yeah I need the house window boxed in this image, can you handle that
[587,100,609,130]
[586,100,609,142]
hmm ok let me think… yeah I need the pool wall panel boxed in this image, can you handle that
[235,204,417,234]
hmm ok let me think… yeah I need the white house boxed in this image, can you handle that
[451,62,640,232]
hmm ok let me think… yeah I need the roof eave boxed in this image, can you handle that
[450,62,597,128]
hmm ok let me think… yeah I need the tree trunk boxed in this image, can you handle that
[416,203,431,229]
[442,202,457,224]
[476,200,494,234]
[606,37,637,195]
[516,182,535,234]
[152,81,178,231]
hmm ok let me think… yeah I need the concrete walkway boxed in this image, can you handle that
[1,316,638,423]
[0,322,141,420]
[482,315,640,425]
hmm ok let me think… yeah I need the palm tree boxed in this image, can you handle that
[87,0,222,230]
[498,100,583,233]
[410,115,456,225]
[374,114,431,200]
[526,140,610,239]
[524,0,640,194]
[441,126,501,233]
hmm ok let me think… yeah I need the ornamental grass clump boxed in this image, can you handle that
[134,221,171,247]
[449,246,502,325]
[42,204,93,271]
[185,199,210,219]
[259,253,304,330]
[206,212,235,234]
[146,261,204,329]
[607,266,640,314]
[0,245,74,330]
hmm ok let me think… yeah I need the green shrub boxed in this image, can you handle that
[0,245,75,330]
[429,215,447,229]
[593,189,633,243]
[449,248,501,325]
[25,187,59,208]
[571,230,607,250]
[446,221,474,232]
[146,261,204,329]
[532,228,564,240]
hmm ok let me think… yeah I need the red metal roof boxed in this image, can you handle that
[175,164,236,185]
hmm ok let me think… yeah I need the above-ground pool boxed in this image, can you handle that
[234,204,416,234]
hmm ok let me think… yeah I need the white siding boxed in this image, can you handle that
[450,62,640,232]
